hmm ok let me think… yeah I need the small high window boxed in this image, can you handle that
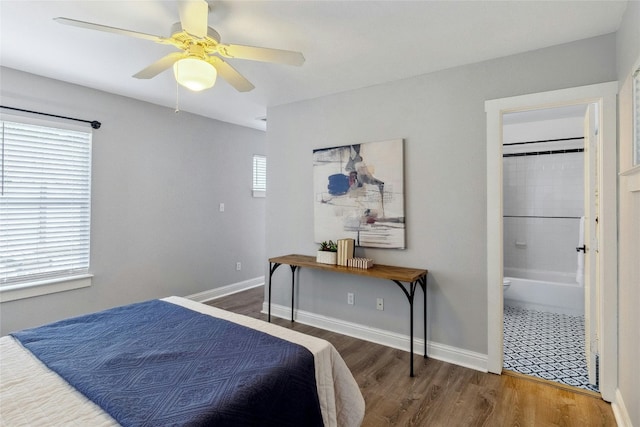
[252,154,266,197]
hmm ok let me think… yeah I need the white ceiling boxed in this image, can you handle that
[0,1,628,131]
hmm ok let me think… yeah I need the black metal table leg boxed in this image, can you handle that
[290,265,298,322]
[268,262,282,322]
[410,285,414,377]
[393,277,426,377]
[393,280,416,376]
[421,275,427,358]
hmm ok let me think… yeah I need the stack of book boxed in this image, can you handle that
[347,258,374,269]
[337,238,355,266]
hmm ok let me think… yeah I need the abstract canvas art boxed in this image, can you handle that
[313,139,405,249]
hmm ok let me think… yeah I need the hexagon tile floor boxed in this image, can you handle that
[503,305,599,393]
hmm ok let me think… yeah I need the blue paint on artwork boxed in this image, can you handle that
[328,174,350,195]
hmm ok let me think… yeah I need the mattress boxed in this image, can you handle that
[0,296,364,426]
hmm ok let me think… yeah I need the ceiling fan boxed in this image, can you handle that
[55,0,305,92]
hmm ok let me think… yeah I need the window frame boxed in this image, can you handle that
[0,114,93,302]
[252,154,266,198]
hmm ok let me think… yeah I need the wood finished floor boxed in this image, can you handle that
[205,286,616,427]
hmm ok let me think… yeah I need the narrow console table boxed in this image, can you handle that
[268,254,428,377]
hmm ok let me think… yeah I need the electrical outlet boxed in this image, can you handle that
[219,203,225,212]
[376,298,384,311]
[347,293,354,305]
[236,262,241,271]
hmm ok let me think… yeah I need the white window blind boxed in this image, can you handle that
[252,154,266,197]
[0,120,92,286]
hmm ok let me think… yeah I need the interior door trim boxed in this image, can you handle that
[484,81,618,402]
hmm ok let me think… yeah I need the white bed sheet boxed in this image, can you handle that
[0,296,364,427]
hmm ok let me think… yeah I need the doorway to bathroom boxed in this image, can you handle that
[501,104,597,392]
[485,82,618,402]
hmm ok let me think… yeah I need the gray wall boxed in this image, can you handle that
[616,1,640,425]
[0,67,266,335]
[265,34,617,356]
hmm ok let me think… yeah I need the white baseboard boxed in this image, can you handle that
[186,276,264,303]
[263,302,488,373]
[427,340,489,372]
[612,388,633,427]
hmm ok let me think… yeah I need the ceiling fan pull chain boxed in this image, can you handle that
[175,77,180,114]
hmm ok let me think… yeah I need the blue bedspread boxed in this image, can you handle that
[12,300,323,427]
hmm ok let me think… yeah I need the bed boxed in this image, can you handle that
[0,296,365,426]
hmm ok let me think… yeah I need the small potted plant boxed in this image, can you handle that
[316,240,338,264]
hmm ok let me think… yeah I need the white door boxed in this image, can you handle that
[583,103,599,386]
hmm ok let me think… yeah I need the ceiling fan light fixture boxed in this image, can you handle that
[173,57,217,91]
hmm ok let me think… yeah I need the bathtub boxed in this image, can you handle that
[503,268,584,316]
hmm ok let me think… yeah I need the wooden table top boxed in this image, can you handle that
[269,254,427,283]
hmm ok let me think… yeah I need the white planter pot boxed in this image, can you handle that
[316,251,337,265]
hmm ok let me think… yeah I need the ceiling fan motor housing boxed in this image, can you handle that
[170,22,221,50]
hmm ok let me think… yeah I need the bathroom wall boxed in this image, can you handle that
[503,114,584,283]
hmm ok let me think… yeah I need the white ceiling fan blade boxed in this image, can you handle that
[218,44,305,66]
[54,17,164,43]
[208,57,255,92]
[178,0,208,38]
[133,52,186,79]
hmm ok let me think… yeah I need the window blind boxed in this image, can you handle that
[252,154,266,196]
[0,120,92,286]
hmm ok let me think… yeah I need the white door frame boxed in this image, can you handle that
[485,82,618,402]
[583,103,599,385]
